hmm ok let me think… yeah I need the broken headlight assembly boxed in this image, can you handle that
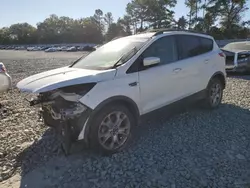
[28,83,96,107]
[26,83,96,123]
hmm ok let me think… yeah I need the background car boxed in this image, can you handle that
[66,46,77,52]
[27,47,35,51]
[82,45,96,52]
[58,46,68,51]
[222,41,250,73]
[45,47,59,52]
[0,62,12,93]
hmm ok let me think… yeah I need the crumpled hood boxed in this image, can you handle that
[17,66,116,93]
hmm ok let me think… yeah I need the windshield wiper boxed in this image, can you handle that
[69,55,85,67]
[70,51,93,67]
[112,47,138,68]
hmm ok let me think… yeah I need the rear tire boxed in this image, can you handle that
[89,104,135,155]
[203,78,223,109]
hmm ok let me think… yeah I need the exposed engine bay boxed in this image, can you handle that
[38,90,87,120]
[26,83,96,155]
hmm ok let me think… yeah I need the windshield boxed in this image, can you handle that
[71,37,149,70]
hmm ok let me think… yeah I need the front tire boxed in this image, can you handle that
[203,78,223,109]
[89,104,135,155]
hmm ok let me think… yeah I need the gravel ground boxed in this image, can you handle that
[0,50,250,188]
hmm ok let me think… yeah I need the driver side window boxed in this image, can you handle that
[142,36,178,65]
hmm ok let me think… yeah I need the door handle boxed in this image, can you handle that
[129,82,138,87]
[204,59,209,64]
[173,68,182,73]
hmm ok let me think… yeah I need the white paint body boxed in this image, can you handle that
[17,31,226,116]
[16,66,116,93]
[0,62,12,93]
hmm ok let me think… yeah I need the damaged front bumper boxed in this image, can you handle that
[26,90,93,155]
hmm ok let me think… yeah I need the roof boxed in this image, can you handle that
[112,29,213,42]
[134,28,212,39]
[127,32,157,39]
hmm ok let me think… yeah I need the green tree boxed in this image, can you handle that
[209,26,224,39]
[36,14,62,43]
[35,14,103,44]
[146,0,176,29]
[0,28,11,44]
[117,15,133,35]
[8,23,36,44]
[173,16,188,29]
[126,0,148,32]
[105,23,126,41]
[206,0,249,38]
[126,0,177,32]
[93,9,104,32]
[104,12,114,29]
[192,12,215,33]
[185,0,202,29]
[80,17,104,43]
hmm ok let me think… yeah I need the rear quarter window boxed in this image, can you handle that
[200,37,213,54]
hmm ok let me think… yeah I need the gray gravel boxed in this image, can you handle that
[0,50,250,188]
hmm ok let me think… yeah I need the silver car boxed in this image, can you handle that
[0,62,12,93]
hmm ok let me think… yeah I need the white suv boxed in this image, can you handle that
[17,29,226,155]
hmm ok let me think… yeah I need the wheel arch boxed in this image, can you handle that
[208,71,226,89]
[82,96,140,144]
[93,95,140,120]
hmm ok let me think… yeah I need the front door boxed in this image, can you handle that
[138,36,184,114]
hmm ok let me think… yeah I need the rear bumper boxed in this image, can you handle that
[225,50,250,72]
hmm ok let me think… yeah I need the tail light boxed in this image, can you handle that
[218,52,225,58]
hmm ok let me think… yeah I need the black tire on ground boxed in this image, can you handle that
[88,104,136,155]
[203,77,223,109]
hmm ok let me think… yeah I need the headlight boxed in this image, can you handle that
[59,83,96,95]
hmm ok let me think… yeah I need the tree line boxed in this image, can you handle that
[0,0,249,45]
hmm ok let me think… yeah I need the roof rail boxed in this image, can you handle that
[144,28,208,36]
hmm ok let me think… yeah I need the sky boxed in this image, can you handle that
[0,0,249,28]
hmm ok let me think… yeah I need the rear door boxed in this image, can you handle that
[175,34,214,96]
[199,37,217,84]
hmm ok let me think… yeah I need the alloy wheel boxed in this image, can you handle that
[210,83,222,107]
[98,111,131,150]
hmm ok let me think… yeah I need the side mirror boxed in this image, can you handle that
[143,57,160,67]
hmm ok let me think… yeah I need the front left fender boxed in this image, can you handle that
[78,74,142,114]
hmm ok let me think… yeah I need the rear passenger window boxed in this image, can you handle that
[177,35,200,59]
[177,35,213,60]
